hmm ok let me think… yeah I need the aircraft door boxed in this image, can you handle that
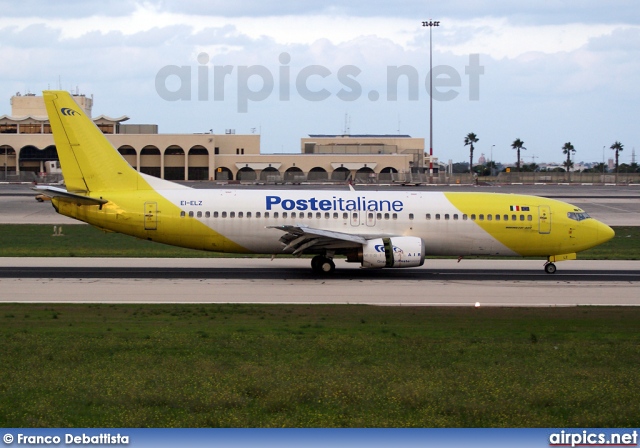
[538,205,551,234]
[145,202,158,230]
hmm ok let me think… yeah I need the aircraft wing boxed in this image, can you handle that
[268,224,386,254]
[32,185,108,206]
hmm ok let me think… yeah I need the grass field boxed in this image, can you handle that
[1,304,639,428]
[0,224,638,259]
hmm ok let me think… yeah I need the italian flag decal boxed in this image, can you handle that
[510,205,530,211]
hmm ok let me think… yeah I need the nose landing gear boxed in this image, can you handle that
[544,262,557,274]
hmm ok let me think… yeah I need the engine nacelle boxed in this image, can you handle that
[361,237,425,268]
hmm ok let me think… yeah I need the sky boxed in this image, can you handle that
[1,0,638,165]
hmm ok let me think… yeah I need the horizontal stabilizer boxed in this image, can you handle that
[32,185,108,206]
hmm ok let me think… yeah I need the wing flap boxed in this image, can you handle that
[268,224,382,254]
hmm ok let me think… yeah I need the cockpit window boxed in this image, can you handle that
[567,212,591,221]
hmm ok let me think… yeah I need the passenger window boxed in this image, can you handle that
[247,212,251,218]
[214,211,219,218]
[291,212,296,219]
[503,214,508,221]
[487,214,492,221]
[197,211,202,218]
[409,213,414,220]
[471,214,476,220]
[282,212,287,218]
[238,212,243,218]
[392,213,398,220]
[188,211,194,217]
[511,214,516,221]
[230,212,235,218]
[384,213,389,220]
[462,214,468,221]
[343,212,348,220]
[495,214,500,221]
[308,212,313,219]
[444,214,449,220]
[376,213,382,220]
[264,212,269,218]
[479,214,484,221]
[256,212,261,218]
[527,215,532,221]
[205,211,210,218]
[426,213,431,220]
[316,212,321,219]
[453,214,458,220]
[180,211,185,217]
[221,211,227,218]
[334,212,339,219]
[435,214,441,220]
[325,212,330,219]
[520,215,524,221]
[274,212,279,218]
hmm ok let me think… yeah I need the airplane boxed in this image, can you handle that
[33,90,614,274]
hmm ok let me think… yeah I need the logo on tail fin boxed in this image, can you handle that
[61,107,80,116]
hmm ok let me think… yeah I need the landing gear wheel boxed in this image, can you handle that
[311,255,323,272]
[544,262,557,274]
[311,255,335,274]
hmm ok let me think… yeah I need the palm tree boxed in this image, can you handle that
[464,133,479,174]
[562,142,576,172]
[610,141,624,173]
[511,138,526,172]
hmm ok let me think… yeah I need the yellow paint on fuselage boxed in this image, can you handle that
[444,192,614,256]
[52,190,251,253]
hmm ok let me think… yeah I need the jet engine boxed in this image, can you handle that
[352,237,426,268]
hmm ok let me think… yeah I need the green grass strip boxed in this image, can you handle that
[1,304,639,427]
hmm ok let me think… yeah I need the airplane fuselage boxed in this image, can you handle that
[52,187,612,260]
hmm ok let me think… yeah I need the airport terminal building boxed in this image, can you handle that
[0,93,435,183]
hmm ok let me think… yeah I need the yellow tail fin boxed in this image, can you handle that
[43,90,141,192]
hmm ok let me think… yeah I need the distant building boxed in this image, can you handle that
[1,93,434,183]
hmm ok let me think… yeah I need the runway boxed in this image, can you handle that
[1,258,638,306]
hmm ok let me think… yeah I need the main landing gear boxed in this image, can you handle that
[544,262,557,274]
[311,255,335,274]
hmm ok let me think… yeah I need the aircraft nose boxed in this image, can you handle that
[597,221,615,245]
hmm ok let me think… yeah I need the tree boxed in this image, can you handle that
[561,142,576,172]
[610,141,624,173]
[464,133,479,173]
[511,138,526,172]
